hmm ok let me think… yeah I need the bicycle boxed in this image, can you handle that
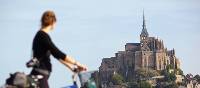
[1,58,96,88]
[1,70,97,88]
[62,68,97,88]
[1,72,42,88]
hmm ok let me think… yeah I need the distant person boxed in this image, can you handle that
[27,10,87,88]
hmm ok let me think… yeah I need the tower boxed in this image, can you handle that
[140,11,150,51]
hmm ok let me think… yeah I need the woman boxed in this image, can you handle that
[29,10,87,88]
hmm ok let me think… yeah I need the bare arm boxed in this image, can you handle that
[59,56,87,72]
[59,59,74,71]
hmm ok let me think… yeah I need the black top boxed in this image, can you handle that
[32,31,66,72]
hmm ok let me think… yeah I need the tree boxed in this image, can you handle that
[165,82,178,88]
[166,64,173,71]
[136,68,148,78]
[136,68,160,79]
[148,69,160,77]
[139,81,152,88]
[164,69,176,82]
[111,73,124,85]
[127,82,138,88]
[175,69,184,75]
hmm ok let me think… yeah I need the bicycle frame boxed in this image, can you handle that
[62,70,97,88]
[62,72,78,88]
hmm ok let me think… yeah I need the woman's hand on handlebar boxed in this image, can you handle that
[75,62,87,72]
[59,55,87,72]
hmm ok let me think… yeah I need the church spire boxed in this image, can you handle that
[143,11,146,29]
[140,11,149,37]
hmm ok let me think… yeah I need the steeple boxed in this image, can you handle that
[143,11,146,30]
[140,11,149,38]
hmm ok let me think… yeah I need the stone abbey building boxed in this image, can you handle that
[98,13,181,85]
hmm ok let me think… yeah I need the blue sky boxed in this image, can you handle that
[0,0,200,87]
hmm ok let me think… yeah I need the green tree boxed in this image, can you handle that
[136,68,160,79]
[136,68,148,78]
[165,82,178,88]
[166,64,173,71]
[164,70,176,82]
[139,81,152,88]
[111,73,124,85]
[175,69,184,75]
[148,69,160,77]
[127,82,138,88]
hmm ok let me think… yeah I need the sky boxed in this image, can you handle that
[0,0,200,87]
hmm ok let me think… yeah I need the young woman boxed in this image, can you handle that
[29,10,87,88]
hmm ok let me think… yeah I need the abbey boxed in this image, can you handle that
[98,13,181,84]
